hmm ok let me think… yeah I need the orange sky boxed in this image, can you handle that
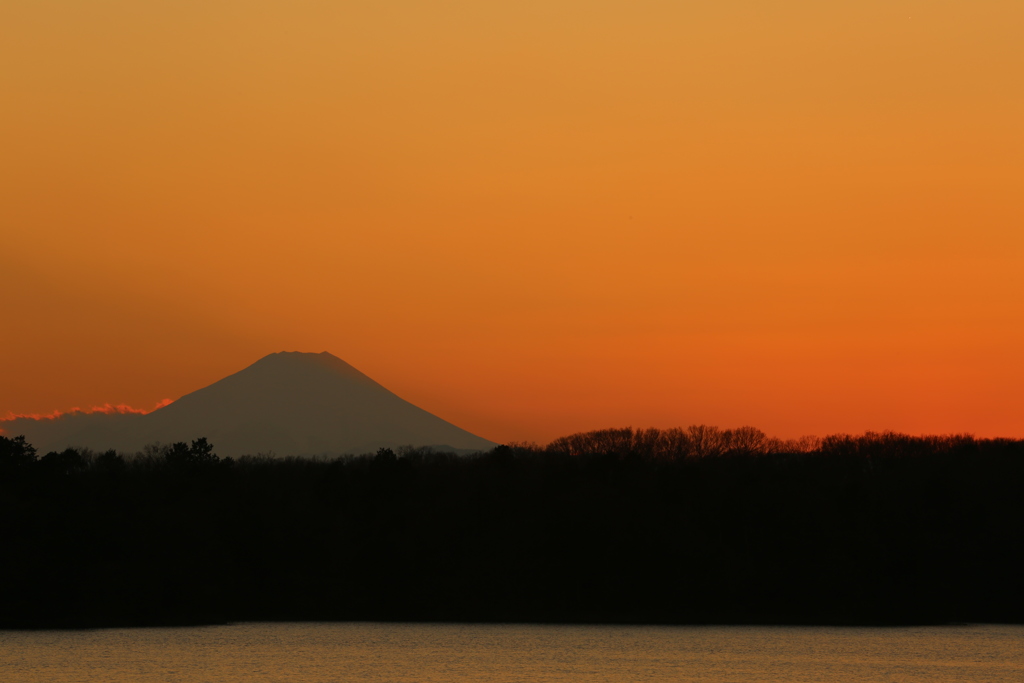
[2,1,1022,444]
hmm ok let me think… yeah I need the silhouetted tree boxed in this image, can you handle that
[189,437,218,463]
[40,448,88,475]
[687,424,724,457]
[94,449,125,470]
[165,437,219,466]
[727,426,769,454]
[166,441,193,465]
[0,434,37,472]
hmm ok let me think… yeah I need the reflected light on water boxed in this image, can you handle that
[2,623,1022,683]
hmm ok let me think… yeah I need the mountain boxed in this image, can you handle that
[2,352,497,457]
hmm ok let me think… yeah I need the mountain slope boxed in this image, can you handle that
[2,352,497,457]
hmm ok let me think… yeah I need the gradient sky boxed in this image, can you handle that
[2,1,1021,444]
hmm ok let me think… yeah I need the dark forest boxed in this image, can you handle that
[2,427,1022,628]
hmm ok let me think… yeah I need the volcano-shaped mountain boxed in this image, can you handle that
[3,352,497,457]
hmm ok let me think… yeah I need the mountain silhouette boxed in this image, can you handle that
[2,352,497,457]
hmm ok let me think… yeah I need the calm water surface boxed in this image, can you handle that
[2,622,1022,682]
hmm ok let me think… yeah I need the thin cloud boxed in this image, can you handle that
[1,399,174,423]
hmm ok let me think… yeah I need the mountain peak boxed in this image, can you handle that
[231,351,385,392]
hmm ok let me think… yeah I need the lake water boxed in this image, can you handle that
[2,622,1022,682]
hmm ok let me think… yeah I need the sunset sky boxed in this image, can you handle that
[2,1,1021,444]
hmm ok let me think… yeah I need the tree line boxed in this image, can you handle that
[1,427,1022,628]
